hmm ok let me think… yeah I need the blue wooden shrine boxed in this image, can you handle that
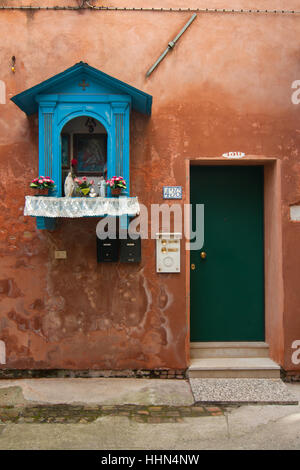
[11,62,152,229]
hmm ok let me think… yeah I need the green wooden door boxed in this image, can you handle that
[190,166,264,342]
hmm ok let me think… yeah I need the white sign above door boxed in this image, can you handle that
[222,152,245,158]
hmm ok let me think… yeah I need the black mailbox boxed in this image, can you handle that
[120,236,141,263]
[97,237,119,262]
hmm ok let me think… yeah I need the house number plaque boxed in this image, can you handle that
[163,186,182,199]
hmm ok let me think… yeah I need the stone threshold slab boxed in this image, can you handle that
[189,378,298,405]
[0,378,194,407]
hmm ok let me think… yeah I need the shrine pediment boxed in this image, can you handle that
[11,61,152,116]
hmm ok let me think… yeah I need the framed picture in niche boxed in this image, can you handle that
[73,133,107,175]
[61,134,70,168]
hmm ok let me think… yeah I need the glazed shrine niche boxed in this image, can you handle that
[11,61,152,199]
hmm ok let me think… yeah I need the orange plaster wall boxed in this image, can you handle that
[0,1,299,371]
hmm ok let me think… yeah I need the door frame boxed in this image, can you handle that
[185,156,284,366]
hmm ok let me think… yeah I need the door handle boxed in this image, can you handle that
[200,251,207,259]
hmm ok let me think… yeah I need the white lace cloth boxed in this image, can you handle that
[24,196,140,218]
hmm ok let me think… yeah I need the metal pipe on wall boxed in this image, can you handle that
[0,4,300,14]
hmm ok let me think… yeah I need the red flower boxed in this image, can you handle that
[71,159,78,166]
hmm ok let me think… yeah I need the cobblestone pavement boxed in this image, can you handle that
[0,404,223,424]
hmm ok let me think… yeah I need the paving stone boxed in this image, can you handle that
[0,408,19,418]
[147,417,162,423]
[165,411,180,417]
[132,416,146,423]
[192,406,205,412]
[0,387,26,407]
[160,418,176,423]
[83,405,100,411]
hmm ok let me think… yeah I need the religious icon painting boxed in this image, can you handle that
[73,133,107,175]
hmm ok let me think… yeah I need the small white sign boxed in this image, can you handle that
[0,340,6,364]
[0,81,6,105]
[55,250,67,259]
[222,152,245,159]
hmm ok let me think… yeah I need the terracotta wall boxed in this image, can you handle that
[0,0,300,372]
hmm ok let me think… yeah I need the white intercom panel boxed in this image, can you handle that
[156,233,181,273]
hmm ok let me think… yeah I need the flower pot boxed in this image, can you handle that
[35,188,48,197]
[111,187,122,197]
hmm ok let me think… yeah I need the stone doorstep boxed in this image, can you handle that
[189,378,298,406]
[189,357,281,370]
[188,357,281,379]
[0,404,224,424]
[190,342,270,358]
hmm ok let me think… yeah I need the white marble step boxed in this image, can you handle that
[188,357,280,378]
[190,342,269,358]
